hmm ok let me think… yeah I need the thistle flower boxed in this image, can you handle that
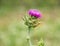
[23,9,44,46]
[28,9,42,18]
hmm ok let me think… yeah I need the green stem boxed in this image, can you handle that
[27,27,32,46]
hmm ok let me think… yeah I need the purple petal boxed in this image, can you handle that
[28,9,42,18]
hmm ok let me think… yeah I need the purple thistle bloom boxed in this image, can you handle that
[28,9,42,18]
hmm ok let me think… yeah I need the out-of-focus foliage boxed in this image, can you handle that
[0,0,60,8]
[0,8,60,46]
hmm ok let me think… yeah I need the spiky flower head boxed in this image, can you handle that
[23,9,43,28]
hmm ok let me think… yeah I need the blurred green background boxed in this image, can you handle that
[0,0,60,46]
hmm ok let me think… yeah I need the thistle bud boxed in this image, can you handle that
[38,39,44,46]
